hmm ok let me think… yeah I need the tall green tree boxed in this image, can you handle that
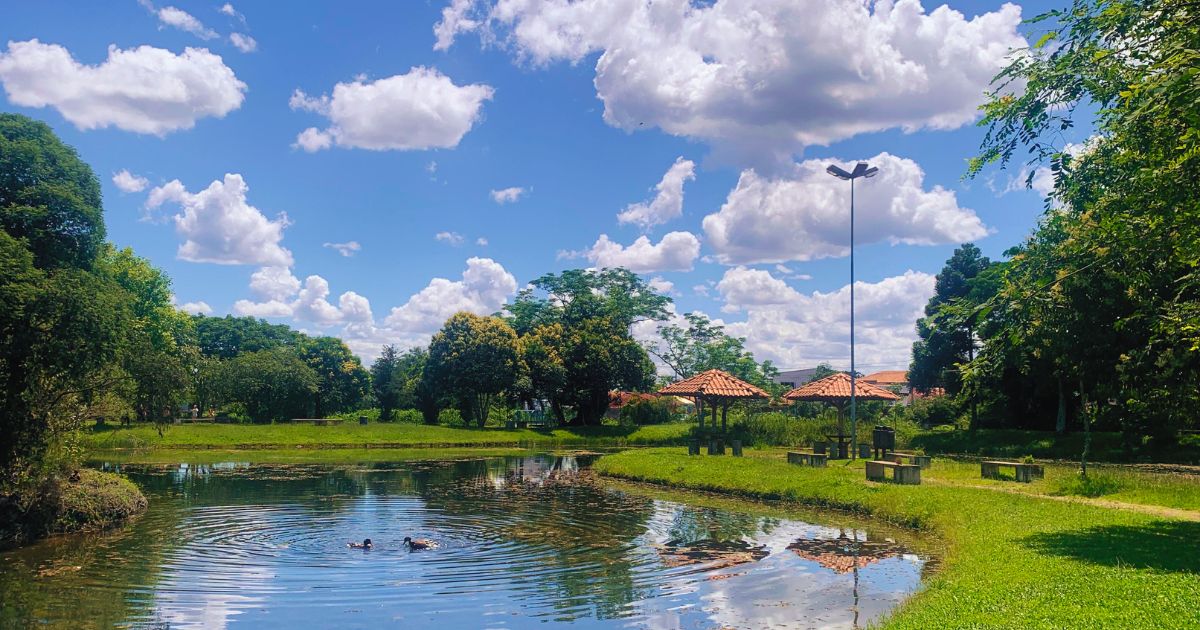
[909,244,997,395]
[370,345,402,421]
[221,348,319,422]
[968,0,1200,449]
[192,315,304,359]
[0,114,105,270]
[427,312,519,427]
[302,336,369,418]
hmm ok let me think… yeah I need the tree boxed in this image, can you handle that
[0,114,105,270]
[908,244,996,396]
[518,323,569,422]
[192,315,304,359]
[506,268,670,334]
[558,316,655,425]
[647,312,780,391]
[967,0,1200,451]
[370,345,402,422]
[98,246,194,427]
[221,348,319,422]
[427,313,519,427]
[302,336,369,418]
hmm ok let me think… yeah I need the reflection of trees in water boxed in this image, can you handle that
[419,456,656,621]
[665,506,765,544]
[0,491,182,628]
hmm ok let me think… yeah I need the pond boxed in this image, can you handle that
[0,454,932,629]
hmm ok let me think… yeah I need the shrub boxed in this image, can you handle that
[437,408,464,427]
[904,396,960,428]
[394,409,423,424]
[620,398,674,425]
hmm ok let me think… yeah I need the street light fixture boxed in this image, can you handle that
[826,161,878,459]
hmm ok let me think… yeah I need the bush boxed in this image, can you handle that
[394,409,423,424]
[216,403,250,424]
[437,408,464,426]
[620,398,674,425]
[904,396,960,428]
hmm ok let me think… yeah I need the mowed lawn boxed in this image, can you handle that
[595,448,1200,629]
[83,421,694,450]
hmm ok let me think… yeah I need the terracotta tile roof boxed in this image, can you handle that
[783,372,899,402]
[863,370,908,385]
[657,369,769,399]
[608,391,657,408]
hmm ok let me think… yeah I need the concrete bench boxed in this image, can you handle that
[787,451,828,467]
[981,460,1044,483]
[865,460,921,485]
[890,452,932,469]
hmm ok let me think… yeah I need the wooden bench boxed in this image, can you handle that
[980,460,1044,483]
[865,460,921,485]
[890,452,932,469]
[787,451,828,467]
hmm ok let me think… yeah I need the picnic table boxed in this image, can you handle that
[865,460,921,485]
[980,460,1044,483]
[824,433,851,459]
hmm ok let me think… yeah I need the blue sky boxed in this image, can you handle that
[0,0,1075,372]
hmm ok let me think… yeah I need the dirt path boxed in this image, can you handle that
[924,478,1200,522]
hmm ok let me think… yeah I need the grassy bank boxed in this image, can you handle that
[0,470,147,549]
[595,449,1200,629]
[82,421,693,450]
[911,428,1200,464]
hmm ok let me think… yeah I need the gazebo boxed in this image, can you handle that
[784,372,899,456]
[657,369,769,432]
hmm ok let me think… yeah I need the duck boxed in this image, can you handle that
[348,538,373,550]
[403,536,437,550]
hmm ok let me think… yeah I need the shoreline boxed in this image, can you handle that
[593,448,1200,629]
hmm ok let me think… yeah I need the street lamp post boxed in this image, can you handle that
[826,162,878,460]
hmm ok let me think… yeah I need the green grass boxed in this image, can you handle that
[81,421,694,450]
[911,428,1200,464]
[595,448,1200,629]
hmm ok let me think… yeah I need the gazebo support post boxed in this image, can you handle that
[721,403,728,432]
[697,396,704,431]
[711,402,718,432]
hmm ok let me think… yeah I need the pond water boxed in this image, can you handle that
[0,454,931,629]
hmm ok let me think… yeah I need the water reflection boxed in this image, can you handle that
[0,455,931,629]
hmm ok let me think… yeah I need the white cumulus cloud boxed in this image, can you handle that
[616,157,695,230]
[703,152,988,265]
[435,231,465,246]
[145,174,293,267]
[582,231,700,273]
[112,169,149,193]
[717,267,935,369]
[0,40,246,135]
[490,186,526,204]
[436,0,1026,169]
[179,300,213,315]
[229,33,257,53]
[290,67,494,152]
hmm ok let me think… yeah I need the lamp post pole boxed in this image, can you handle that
[826,162,878,460]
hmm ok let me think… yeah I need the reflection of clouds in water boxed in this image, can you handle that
[154,561,272,630]
[630,507,925,630]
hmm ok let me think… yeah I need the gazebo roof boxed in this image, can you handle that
[783,372,899,402]
[657,369,769,399]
